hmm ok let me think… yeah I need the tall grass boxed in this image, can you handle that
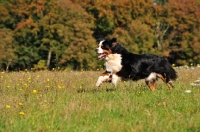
[0,67,200,132]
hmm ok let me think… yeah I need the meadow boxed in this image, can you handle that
[0,67,200,132]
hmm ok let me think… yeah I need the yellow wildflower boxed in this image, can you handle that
[57,85,62,89]
[19,111,25,115]
[33,90,37,93]
[6,105,11,109]
[18,102,23,106]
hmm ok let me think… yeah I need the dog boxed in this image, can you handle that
[95,37,177,91]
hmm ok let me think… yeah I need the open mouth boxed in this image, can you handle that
[98,53,107,60]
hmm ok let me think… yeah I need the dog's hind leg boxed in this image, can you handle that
[96,71,112,87]
[145,80,156,91]
[145,72,157,91]
[156,73,174,90]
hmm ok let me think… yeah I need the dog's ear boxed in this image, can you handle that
[111,37,117,47]
[111,37,117,43]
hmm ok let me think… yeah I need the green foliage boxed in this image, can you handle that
[58,0,96,70]
[32,60,47,71]
[112,20,155,54]
[0,0,200,70]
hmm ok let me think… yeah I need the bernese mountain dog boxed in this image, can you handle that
[95,37,177,91]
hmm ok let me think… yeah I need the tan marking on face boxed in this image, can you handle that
[103,49,112,55]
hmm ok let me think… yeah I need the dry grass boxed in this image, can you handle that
[0,67,200,132]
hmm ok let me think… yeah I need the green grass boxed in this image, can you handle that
[0,67,200,132]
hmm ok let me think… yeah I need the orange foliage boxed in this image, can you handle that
[1,0,200,69]
[16,17,36,30]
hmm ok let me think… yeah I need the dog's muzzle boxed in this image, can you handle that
[95,48,107,60]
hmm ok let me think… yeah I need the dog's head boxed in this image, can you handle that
[95,37,117,60]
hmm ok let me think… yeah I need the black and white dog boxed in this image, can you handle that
[95,37,177,91]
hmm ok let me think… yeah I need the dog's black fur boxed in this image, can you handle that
[95,37,177,91]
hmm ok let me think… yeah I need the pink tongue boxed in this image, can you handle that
[98,54,104,59]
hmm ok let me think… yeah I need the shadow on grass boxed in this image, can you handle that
[77,87,117,93]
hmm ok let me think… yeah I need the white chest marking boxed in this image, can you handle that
[105,54,122,73]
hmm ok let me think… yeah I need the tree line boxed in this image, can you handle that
[0,0,200,71]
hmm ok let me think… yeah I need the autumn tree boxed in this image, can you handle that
[1,0,76,70]
[62,0,200,65]
[162,0,200,65]
[58,0,96,70]
[38,0,67,70]
[0,0,200,70]
[71,0,116,38]
[0,28,17,71]
[0,0,45,70]
[112,20,155,54]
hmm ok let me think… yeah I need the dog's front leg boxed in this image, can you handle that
[96,71,112,87]
[112,73,120,86]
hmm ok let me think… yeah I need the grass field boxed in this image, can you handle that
[0,67,200,132]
